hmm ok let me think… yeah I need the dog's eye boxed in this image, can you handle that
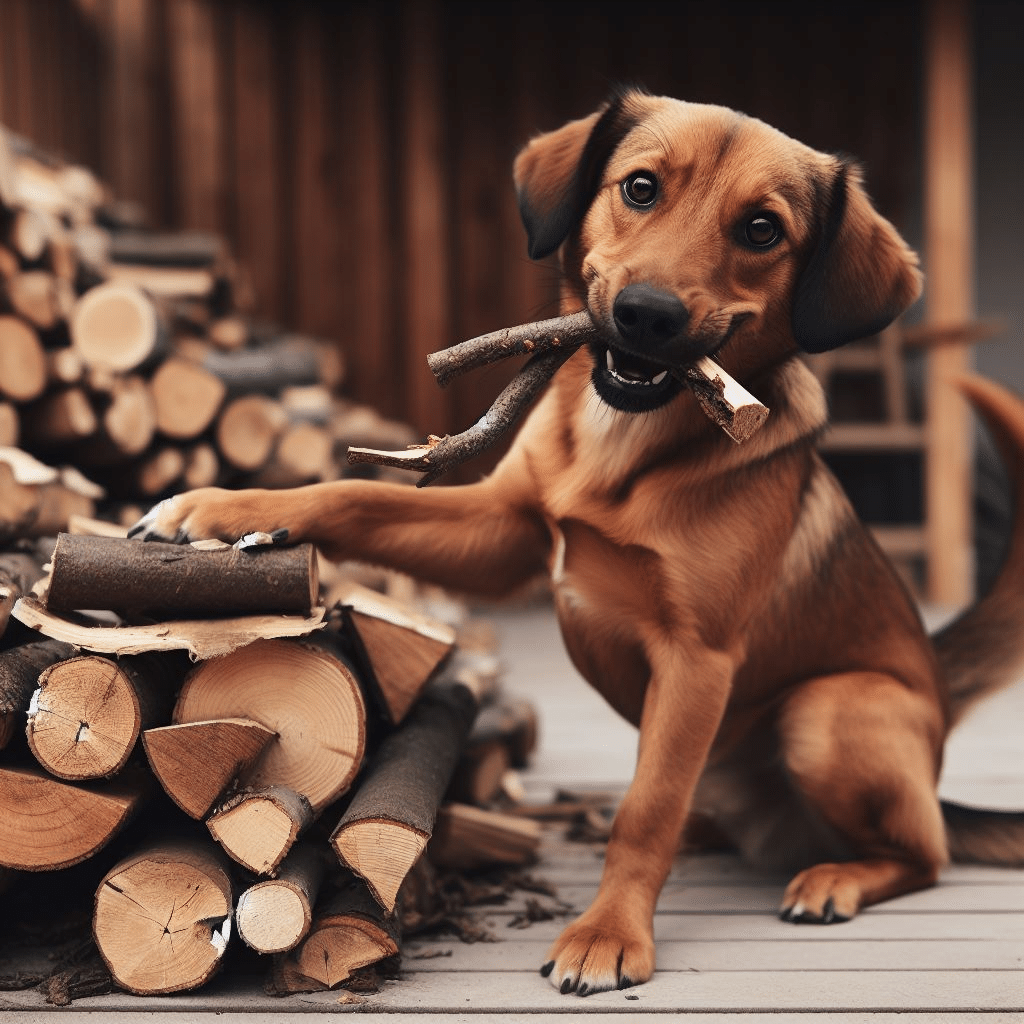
[743,214,782,248]
[622,172,658,209]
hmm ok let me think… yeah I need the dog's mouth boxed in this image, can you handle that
[589,343,684,413]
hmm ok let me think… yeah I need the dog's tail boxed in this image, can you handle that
[941,801,1024,866]
[932,374,1024,727]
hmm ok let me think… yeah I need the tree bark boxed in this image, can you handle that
[207,784,314,875]
[236,843,326,953]
[330,678,479,913]
[26,653,181,780]
[93,839,235,995]
[0,763,149,871]
[142,716,276,818]
[175,635,366,813]
[0,638,76,749]
[44,533,319,618]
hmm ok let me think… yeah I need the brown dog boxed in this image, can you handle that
[133,90,1024,995]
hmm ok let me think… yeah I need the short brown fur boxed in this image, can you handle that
[134,93,1024,996]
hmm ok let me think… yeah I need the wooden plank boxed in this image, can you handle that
[924,0,975,608]
[403,937,1024,972]
[400,0,453,438]
[229,0,282,318]
[165,0,226,232]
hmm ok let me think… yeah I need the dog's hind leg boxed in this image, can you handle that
[776,671,948,921]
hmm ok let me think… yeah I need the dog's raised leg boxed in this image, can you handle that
[777,671,947,921]
[542,641,733,995]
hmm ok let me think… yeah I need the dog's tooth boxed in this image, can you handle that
[652,370,668,385]
[606,349,615,371]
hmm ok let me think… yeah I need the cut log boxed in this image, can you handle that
[182,442,219,490]
[98,375,157,458]
[0,638,76,749]
[26,653,181,780]
[107,228,225,268]
[175,635,366,813]
[12,595,326,659]
[149,356,226,440]
[70,282,166,371]
[0,763,149,870]
[0,450,100,543]
[4,270,72,330]
[449,739,511,806]
[0,243,18,278]
[8,206,50,262]
[143,716,276,818]
[44,533,319,618]
[208,315,248,350]
[207,784,315,875]
[46,346,85,386]
[334,580,455,724]
[104,262,216,299]
[470,694,540,769]
[202,337,333,395]
[330,678,479,912]
[428,802,541,870]
[136,445,185,496]
[249,421,334,487]
[273,874,400,992]
[21,387,98,447]
[236,843,326,953]
[93,839,235,995]
[0,401,17,446]
[0,550,46,638]
[0,314,47,401]
[215,394,288,471]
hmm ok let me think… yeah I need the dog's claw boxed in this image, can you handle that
[559,977,574,995]
[539,961,554,978]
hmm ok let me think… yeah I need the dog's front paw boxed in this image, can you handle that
[541,909,655,996]
[127,488,260,546]
[779,863,858,923]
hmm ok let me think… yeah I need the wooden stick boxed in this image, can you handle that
[348,311,769,484]
[93,839,235,995]
[44,533,319,618]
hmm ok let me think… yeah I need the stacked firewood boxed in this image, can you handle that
[0,531,541,996]
[0,122,414,539]
[0,123,545,999]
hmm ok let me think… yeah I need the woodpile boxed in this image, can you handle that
[0,122,415,523]
[0,530,541,997]
[0,122,546,1002]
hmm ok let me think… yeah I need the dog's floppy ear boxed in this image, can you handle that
[514,91,641,260]
[793,159,923,353]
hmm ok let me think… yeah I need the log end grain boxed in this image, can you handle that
[331,819,427,914]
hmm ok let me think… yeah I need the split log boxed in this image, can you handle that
[149,356,226,440]
[12,596,326,659]
[142,717,276,818]
[334,580,455,725]
[236,843,326,953]
[70,282,166,371]
[428,802,541,870]
[44,533,319,618]
[26,653,181,780]
[0,763,149,871]
[215,393,288,471]
[175,635,366,813]
[0,550,46,638]
[330,677,479,913]
[273,874,400,992]
[93,839,235,995]
[0,314,47,401]
[207,785,315,875]
[0,401,17,446]
[4,270,72,330]
[0,638,76,749]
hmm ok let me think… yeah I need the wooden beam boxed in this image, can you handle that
[924,0,975,608]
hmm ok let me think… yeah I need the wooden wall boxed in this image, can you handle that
[0,0,922,455]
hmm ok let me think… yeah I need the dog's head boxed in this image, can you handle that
[514,89,922,413]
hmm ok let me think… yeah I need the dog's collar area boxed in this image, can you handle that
[589,344,684,413]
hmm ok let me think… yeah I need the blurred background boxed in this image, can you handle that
[0,0,1021,606]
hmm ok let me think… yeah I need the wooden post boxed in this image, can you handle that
[924,0,975,608]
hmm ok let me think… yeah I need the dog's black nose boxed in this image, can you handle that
[612,284,690,357]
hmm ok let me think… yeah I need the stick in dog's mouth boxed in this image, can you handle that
[347,310,769,485]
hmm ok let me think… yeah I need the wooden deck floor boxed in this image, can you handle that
[3,602,1022,1020]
